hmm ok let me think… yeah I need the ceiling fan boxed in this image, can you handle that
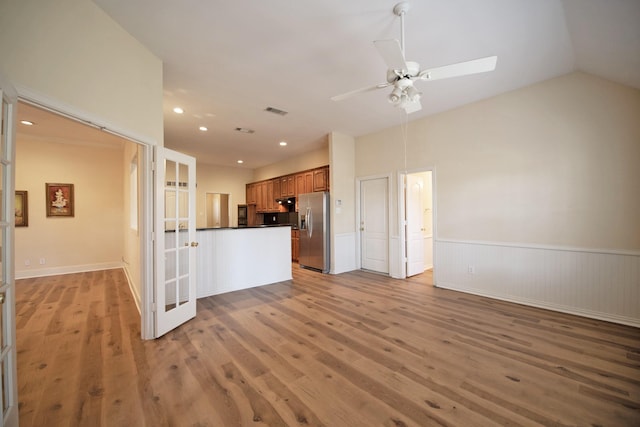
[331,1,497,114]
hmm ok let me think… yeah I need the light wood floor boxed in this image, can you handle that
[16,266,640,426]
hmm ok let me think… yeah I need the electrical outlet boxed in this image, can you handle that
[24,260,30,266]
[468,265,475,274]
[39,258,46,265]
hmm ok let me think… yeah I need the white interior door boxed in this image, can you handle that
[360,177,389,273]
[154,147,197,337]
[406,174,425,277]
[0,75,19,426]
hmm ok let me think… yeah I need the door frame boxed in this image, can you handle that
[1,70,20,427]
[14,87,157,339]
[355,173,392,273]
[398,167,437,282]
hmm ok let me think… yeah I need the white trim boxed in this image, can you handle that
[14,85,157,340]
[398,166,437,280]
[437,281,640,328]
[435,239,640,327]
[15,262,124,279]
[436,238,640,257]
[15,84,157,146]
[355,173,393,275]
[123,266,142,314]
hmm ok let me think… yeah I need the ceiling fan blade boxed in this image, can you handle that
[331,82,390,102]
[418,56,497,81]
[374,39,408,72]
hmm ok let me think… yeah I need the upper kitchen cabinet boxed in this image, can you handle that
[246,183,257,205]
[313,166,329,192]
[282,175,295,197]
[248,165,329,213]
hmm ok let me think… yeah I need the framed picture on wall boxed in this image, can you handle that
[15,191,28,227]
[46,183,74,217]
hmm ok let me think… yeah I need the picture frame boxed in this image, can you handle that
[46,183,74,217]
[15,191,28,227]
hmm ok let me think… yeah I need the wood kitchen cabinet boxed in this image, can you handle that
[296,171,313,195]
[257,181,266,212]
[313,166,328,192]
[291,229,299,262]
[281,175,294,197]
[246,183,257,205]
[266,180,274,212]
[247,165,329,214]
[273,178,281,204]
[295,173,305,197]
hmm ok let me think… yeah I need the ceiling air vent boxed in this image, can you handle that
[264,106,288,116]
[235,127,255,134]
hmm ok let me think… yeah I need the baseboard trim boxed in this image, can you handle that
[16,261,124,279]
[437,281,640,328]
[122,266,141,314]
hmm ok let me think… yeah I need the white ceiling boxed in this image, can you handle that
[18,1,640,169]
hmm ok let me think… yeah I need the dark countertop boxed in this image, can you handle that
[196,224,297,231]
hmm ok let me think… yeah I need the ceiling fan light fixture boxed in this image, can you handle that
[406,85,421,102]
[388,86,403,105]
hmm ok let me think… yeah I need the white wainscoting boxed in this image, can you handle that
[194,227,292,298]
[424,235,433,270]
[332,232,357,274]
[436,239,640,327]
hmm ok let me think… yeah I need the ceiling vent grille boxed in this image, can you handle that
[265,106,288,116]
[235,127,255,134]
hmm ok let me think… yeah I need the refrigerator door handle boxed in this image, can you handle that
[307,207,313,238]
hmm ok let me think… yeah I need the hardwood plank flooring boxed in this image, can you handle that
[15,266,640,426]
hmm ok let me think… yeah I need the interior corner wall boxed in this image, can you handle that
[0,0,164,144]
[355,72,640,326]
[195,162,255,228]
[15,137,125,278]
[329,132,356,274]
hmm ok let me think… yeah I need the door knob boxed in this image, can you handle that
[190,242,199,247]
[0,292,4,304]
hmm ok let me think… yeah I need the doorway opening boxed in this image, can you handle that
[14,100,152,335]
[402,169,434,283]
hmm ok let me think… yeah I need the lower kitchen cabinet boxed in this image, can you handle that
[291,229,299,262]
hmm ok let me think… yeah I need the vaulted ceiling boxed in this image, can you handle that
[19,1,640,169]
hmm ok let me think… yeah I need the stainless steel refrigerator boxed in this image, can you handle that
[298,191,330,273]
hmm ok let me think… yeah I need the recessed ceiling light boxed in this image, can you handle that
[279,141,287,146]
[235,127,255,134]
[173,107,184,114]
[199,126,208,131]
[20,120,34,126]
[237,160,244,164]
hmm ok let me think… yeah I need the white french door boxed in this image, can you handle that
[406,174,425,277]
[360,177,389,274]
[154,147,197,337]
[0,74,19,426]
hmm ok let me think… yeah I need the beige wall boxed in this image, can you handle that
[0,0,163,144]
[252,146,329,182]
[329,132,355,235]
[15,137,125,277]
[355,72,640,251]
[195,162,254,228]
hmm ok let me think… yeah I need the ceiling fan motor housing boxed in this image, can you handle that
[386,61,421,82]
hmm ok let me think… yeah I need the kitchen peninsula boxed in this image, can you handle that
[168,226,292,299]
